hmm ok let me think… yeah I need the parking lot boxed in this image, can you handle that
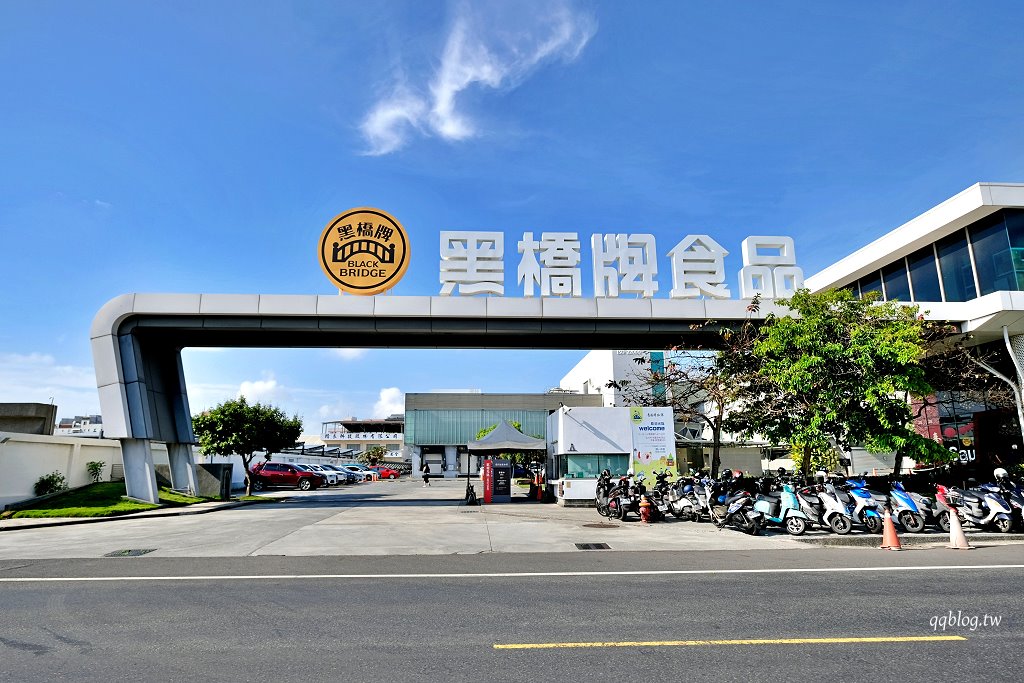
[0,477,823,559]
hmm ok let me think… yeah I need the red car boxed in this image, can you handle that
[370,466,401,480]
[250,462,324,491]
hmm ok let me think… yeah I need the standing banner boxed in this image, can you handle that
[483,459,493,504]
[630,407,676,484]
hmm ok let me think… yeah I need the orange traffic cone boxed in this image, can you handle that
[948,508,972,550]
[880,508,902,550]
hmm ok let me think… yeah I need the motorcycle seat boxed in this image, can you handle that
[759,493,781,502]
[953,489,984,504]
[801,494,821,505]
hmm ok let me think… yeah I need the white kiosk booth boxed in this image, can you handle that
[547,405,676,506]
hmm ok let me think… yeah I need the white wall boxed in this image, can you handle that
[559,351,616,406]
[0,432,169,508]
[548,407,633,454]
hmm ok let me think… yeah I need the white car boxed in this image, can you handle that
[342,464,375,481]
[304,464,339,486]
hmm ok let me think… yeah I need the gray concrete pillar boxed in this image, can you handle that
[444,445,458,478]
[167,442,198,495]
[122,438,159,504]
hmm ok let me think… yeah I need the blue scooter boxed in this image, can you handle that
[840,478,884,533]
[869,480,926,532]
[753,478,808,535]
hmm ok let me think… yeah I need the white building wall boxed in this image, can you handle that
[548,407,633,454]
[0,432,170,508]
[559,350,654,407]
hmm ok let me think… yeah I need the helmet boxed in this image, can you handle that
[994,467,1009,480]
[721,469,733,479]
[626,469,634,476]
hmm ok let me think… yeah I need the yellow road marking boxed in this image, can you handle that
[493,635,966,650]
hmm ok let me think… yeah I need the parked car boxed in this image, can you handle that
[342,464,376,481]
[323,464,359,483]
[250,462,324,491]
[305,464,339,486]
[370,466,401,480]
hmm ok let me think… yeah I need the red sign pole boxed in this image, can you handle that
[483,460,493,504]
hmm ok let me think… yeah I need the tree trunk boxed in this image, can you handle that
[243,455,254,496]
[892,448,905,478]
[802,444,812,479]
[710,416,723,478]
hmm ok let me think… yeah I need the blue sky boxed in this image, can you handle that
[3,1,1024,435]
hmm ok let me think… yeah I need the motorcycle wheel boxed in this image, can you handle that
[937,511,951,533]
[749,516,762,536]
[670,503,685,519]
[828,515,852,535]
[898,511,926,534]
[785,516,807,536]
[863,515,883,534]
[617,503,630,521]
[596,500,611,517]
[993,516,1012,533]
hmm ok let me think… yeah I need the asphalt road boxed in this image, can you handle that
[1,547,1021,682]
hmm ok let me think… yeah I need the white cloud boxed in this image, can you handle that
[359,85,428,156]
[0,352,99,418]
[237,374,289,404]
[359,0,596,155]
[373,387,405,418]
[330,348,368,361]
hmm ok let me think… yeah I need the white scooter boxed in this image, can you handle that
[796,482,853,534]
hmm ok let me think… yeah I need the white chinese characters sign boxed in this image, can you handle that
[439,230,803,300]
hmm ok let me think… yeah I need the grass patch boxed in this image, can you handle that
[236,495,286,503]
[8,482,211,519]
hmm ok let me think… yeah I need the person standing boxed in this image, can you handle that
[421,461,431,487]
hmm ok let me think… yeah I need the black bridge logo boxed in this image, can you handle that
[333,239,395,264]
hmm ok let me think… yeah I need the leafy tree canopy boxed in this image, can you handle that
[728,288,952,471]
[192,396,302,494]
[359,445,388,467]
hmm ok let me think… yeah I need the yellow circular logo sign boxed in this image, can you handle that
[318,207,410,295]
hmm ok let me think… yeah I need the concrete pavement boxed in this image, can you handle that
[0,478,1019,559]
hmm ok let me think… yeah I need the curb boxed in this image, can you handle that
[0,500,259,532]
[797,533,1024,547]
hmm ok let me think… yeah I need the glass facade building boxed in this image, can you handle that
[851,209,1024,302]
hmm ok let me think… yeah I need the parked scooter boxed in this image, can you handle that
[605,472,635,521]
[796,482,853,534]
[837,478,884,534]
[666,476,697,520]
[937,483,1014,533]
[595,469,615,517]
[705,472,763,535]
[865,479,926,533]
[907,490,952,532]
[753,477,808,535]
[993,468,1024,531]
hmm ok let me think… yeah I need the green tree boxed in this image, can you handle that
[359,445,387,467]
[192,397,302,496]
[728,288,951,475]
[609,301,762,478]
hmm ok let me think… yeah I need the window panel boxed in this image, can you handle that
[1002,209,1024,290]
[881,261,911,301]
[907,245,942,301]
[969,214,1012,295]
[859,271,882,298]
[936,229,977,302]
